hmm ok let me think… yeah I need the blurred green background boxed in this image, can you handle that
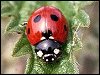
[1,1,99,74]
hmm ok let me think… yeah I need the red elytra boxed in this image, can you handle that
[26,6,68,45]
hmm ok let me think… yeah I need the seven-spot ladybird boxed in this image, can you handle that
[26,6,68,62]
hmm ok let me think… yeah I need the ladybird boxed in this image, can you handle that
[26,6,68,62]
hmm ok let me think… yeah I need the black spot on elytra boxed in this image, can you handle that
[34,15,41,23]
[50,14,58,21]
[28,28,30,34]
[64,25,67,31]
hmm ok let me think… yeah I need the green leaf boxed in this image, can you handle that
[2,1,25,34]
[5,13,26,33]
[12,34,32,57]
[1,6,13,17]
[24,54,35,74]
[72,33,82,51]
[6,14,20,32]
[52,57,78,74]
[72,10,90,28]
[31,60,45,74]
[1,1,14,17]
[25,46,45,74]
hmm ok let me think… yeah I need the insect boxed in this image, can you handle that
[25,6,68,62]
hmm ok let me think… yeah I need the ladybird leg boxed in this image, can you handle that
[16,22,28,34]
[19,21,28,28]
[21,21,27,27]
[20,21,28,35]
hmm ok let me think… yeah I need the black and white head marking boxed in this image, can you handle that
[42,54,56,62]
[35,30,62,62]
[37,50,43,57]
[40,37,46,40]
[54,49,60,54]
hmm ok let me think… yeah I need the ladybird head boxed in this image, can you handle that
[35,39,61,62]
[35,30,61,62]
